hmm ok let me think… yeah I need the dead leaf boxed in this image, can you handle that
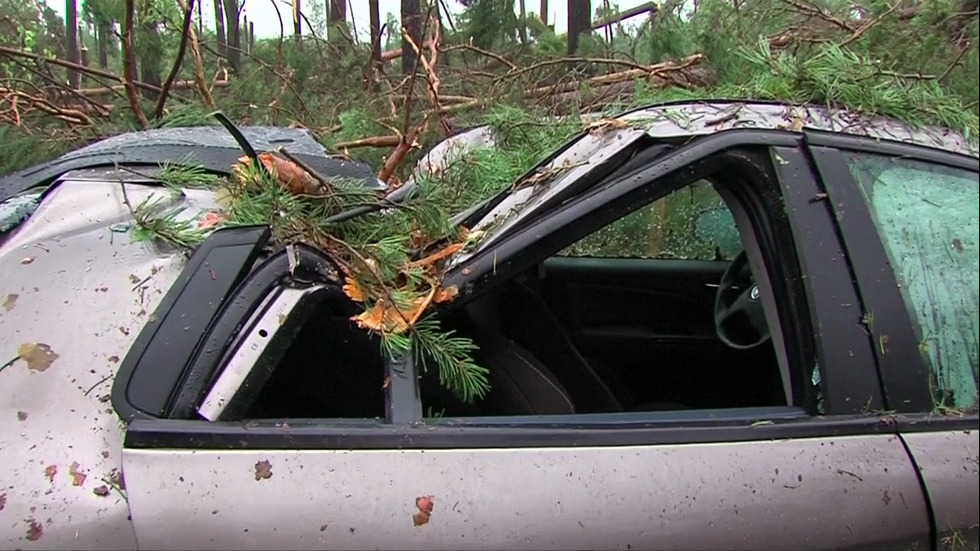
[198,212,224,229]
[416,495,434,513]
[952,238,963,252]
[93,485,110,497]
[20,257,35,265]
[243,153,324,196]
[2,293,17,312]
[343,277,367,303]
[44,465,57,483]
[413,495,435,526]
[108,468,125,490]
[69,462,86,486]
[352,295,428,334]
[254,460,273,481]
[16,411,27,421]
[25,519,42,541]
[0,493,6,511]
[584,118,630,135]
[18,343,59,371]
[413,511,430,526]
[433,286,458,304]
[108,355,120,363]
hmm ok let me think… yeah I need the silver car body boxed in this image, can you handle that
[0,101,977,549]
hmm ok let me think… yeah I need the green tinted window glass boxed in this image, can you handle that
[844,153,979,410]
[558,180,741,260]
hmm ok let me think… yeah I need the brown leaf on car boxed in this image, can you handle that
[17,343,59,372]
[17,411,28,421]
[952,238,963,252]
[25,519,43,541]
[433,286,458,304]
[2,293,17,312]
[352,295,428,334]
[44,464,57,483]
[69,462,86,486]
[416,495,434,513]
[342,277,367,303]
[412,511,430,526]
[238,153,324,196]
[20,257,35,265]
[0,493,6,511]
[254,460,273,481]
[93,485,110,497]
[413,495,435,527]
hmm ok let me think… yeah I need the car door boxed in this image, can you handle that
[807,137,980,551]
[118,135,933,550]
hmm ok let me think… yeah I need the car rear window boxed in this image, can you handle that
[844,152,978,410]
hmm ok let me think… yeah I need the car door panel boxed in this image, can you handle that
[122,432,929,550]
[901,430,980,551]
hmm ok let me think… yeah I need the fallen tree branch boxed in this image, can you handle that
[334,135,403,149]
[0,88,93,126]
[0,45,164,96]
[379,114,429,184]
[154,0,196,120]
[76,79,227,97]
[497,56,651,83]
[524,54,706,98]
[174,0,214,109]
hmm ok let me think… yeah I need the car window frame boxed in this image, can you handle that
[122,129,948,453]
[804,132,980,414]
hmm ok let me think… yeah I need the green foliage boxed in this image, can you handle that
[128,193,209,248]
[458,0,519,49]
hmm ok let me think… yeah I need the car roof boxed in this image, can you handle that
[617,99,978,158]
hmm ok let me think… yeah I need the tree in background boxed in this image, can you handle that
[66,0,80,87]
[458,0,519,49]
[567,0,591,54]
[401,0,421,75]
[223,0,240,70]
[213,0,226,57]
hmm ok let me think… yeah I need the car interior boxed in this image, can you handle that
[237,173,791,421]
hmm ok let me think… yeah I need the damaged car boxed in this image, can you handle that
[0,100,977,550]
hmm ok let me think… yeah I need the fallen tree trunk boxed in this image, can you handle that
[76,79,229,98]
[524,54,709,98]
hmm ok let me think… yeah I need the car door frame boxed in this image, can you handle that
[119,129,936,550]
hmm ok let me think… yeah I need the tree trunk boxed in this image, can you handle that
[223,0,240,71]
[122,0,148,128]
[197,0,203,33]
[66,0,80,88]
[369,0,381,66]
[96,23,109,68]
[518,0,527,43]
[540,0,548,25]
[329,0,347,22]
[138,9,162,100]
[293,0,302,44]
[401,0,421,75]
[213,0,226,57]
[567,0,590,55]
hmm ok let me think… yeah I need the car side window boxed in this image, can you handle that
[557,179,742,260]
[843,152,979,410]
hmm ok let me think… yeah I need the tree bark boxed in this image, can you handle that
[540,0,548,25]
[401,0,421,75]
[567,0,591,55]
[122,0,148,128]
[213,0,226,57]
[518,0,527,43]
[66,0,80,88]
[96,23,109,68]
[329,0,347,22]
[223,0,240,71]
[369,0,381,65]
[293,0,302,44]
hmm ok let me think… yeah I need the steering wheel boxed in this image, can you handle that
[714,250,771,350]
